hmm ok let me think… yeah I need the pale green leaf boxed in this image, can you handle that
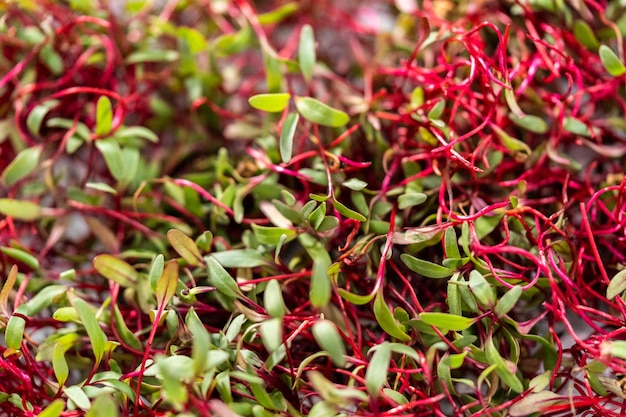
[495,285,523,317]
[0,198,42,221]
[373,292,411,342]
[599,45,626,77]
[95,96,113,136]
[156,260,178,307]
[366,341,391,395]
[607,269,626,300]
[1,145,42,187]
[280,112,299,162]
[401,254,454,278]
[71,297,107,365]
[93,254,137,287]
[419,312,475,331]
[299,24,315,83]
[167,229,203,266]
[312,319,346,367]
[248,93,291,113]
[205,255,243,298]
[295,96,349,127]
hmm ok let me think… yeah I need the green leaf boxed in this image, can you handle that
[468,270,495,307]
[401,254,454,279]
[280,112,299,163]
[0,247,39,270]
[248,93,291,113]
[52,342,71,386]
[427,100,445,120]
[210,249,267,268]
[495,285,523,317]
[125,50,179,64]
[444,227,461,259]
[95,96,113,136]
[366,341,391,395]
[205,255,243,298]
[607,269,626,300]
[251,224,297,245]
[373,292,411,342]
[337,288,375,305]
[419,312,475,331]
[178,26,207,53]
[508,113,549,134]
[0,265,18,315]
[37,400,66,417]
[609,340,626,359]
[260,317,283,353]
[388,343,420,361]
[264,279,287,318]
[312,319,346,367]
[299,24,315,83]
[299,234,332,307]
[167,229,203,266]
[115,126,159,143]
[308,202,326,230]
[52,306,78,322]
[508,391,563,417]
[185,307,210,375]
[64,385,91,411]
[71,297,107,365]
[85,182,118,194]
[112,304,142,351]
[27,100,59,136]
[334,199,366,221]
[148,254,164,291]
[317,216,339,232]
[295,96,349,127]
[0,198,42,221]
[563,117,591,137]
[93,254,137,287]
[485,336,524,393]
[398,192,427,209]
[599,45,626,77]
[492,124,531,161]
[156,260,178,307]
[1,145,42,187]
[85,394,119,417]
[95,139,124,181]
[573,20,599,50]
[343,178,368,191]
[6,307,27,349]
[258,2,299,25]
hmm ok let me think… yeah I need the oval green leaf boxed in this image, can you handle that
[607,269,626,300]
[205,255,243,298]
[210,249,267,268]
[167,229,203,266]
[468,270,495,307]
[264,279,287,318]
[156,260,178,307]
[93,254,138,287]
[312,319,346,367]
[251,224,297,245]
[95,96,113,136]
[599,45,626,77]
[0,198,42,221]
[295,96,349,127]
[419,312,475,331]
[366,341,391,395]
[260,317,283,353]
[71,297,107,366]
[280,112,299,162]
[1,145,42,187]
[0,247,39,270]
[495,285,523,317]
[373,291,411,342]
[248,93,291,113]
[398,192,427,209]
[298,24,315,83]
[334,199,366,222]
[401,254,454,279]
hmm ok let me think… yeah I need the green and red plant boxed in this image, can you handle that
[1,0,626,416]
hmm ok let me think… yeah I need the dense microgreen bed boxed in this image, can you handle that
[1,1,626,416]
